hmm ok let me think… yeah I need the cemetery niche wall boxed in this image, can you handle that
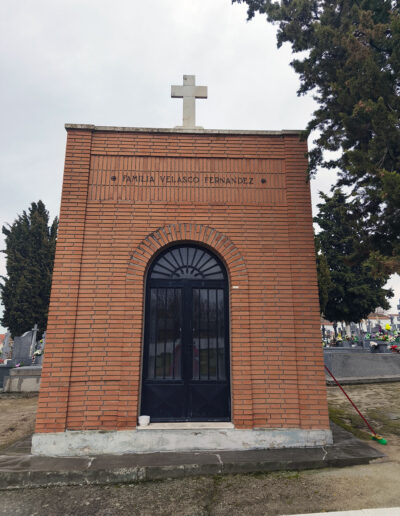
[32,109,332,456]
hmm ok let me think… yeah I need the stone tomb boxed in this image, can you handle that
[32,77,331,456]
[3,366,42,393]
[324,351,400,383]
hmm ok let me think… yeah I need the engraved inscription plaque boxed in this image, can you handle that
[89,156,286,205]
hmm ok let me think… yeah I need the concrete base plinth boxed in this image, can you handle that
[31,426,333,457]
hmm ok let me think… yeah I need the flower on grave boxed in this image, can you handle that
[33,349,43,356]
[370,341,378,348]
[385,324,391,331]
[366,333,371,339]
[15,363,21,367]
[389,344,399,353]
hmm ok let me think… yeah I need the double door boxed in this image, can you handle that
[141,280,230,421]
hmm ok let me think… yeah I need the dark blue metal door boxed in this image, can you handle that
[141,245,230,422]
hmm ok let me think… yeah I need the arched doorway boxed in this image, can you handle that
[141,244,230,422]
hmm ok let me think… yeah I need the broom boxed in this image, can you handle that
[324,365,387,445]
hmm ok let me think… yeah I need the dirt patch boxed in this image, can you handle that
[327,382,400,433]
[0,393,38,451]
[326,382,400,461]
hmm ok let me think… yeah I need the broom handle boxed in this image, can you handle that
[324,365,377,435]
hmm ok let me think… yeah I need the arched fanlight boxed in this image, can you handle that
[150,246,224,280]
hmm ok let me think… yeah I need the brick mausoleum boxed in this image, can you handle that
[32,79,331,455]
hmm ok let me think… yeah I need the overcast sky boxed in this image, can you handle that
[0,0,398,332]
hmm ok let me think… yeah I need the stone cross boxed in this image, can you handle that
[171,75,207,128]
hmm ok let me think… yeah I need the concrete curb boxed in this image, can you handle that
[326,376,400,385]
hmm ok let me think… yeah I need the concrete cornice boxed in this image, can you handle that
[64,123,304,136]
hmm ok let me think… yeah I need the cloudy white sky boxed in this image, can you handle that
[0,0,398,332]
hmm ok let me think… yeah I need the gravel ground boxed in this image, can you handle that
[0,383,399,515]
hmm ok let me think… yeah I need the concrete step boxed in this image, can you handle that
[0,425,384,490]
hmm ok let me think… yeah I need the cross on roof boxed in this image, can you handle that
[171,75,207,129]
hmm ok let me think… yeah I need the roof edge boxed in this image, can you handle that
[64,123,304,136]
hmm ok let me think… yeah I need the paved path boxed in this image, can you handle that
[293,510,400,516]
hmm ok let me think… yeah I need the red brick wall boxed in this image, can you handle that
[35,128,329,433]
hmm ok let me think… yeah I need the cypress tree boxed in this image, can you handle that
[1,201,58,337]
[233,0,400,269]
[314,190,393,332]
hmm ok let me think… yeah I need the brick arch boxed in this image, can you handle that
[126,223,248,282]
[118,224,253,429]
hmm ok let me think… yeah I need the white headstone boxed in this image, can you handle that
[171,75,207,129]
